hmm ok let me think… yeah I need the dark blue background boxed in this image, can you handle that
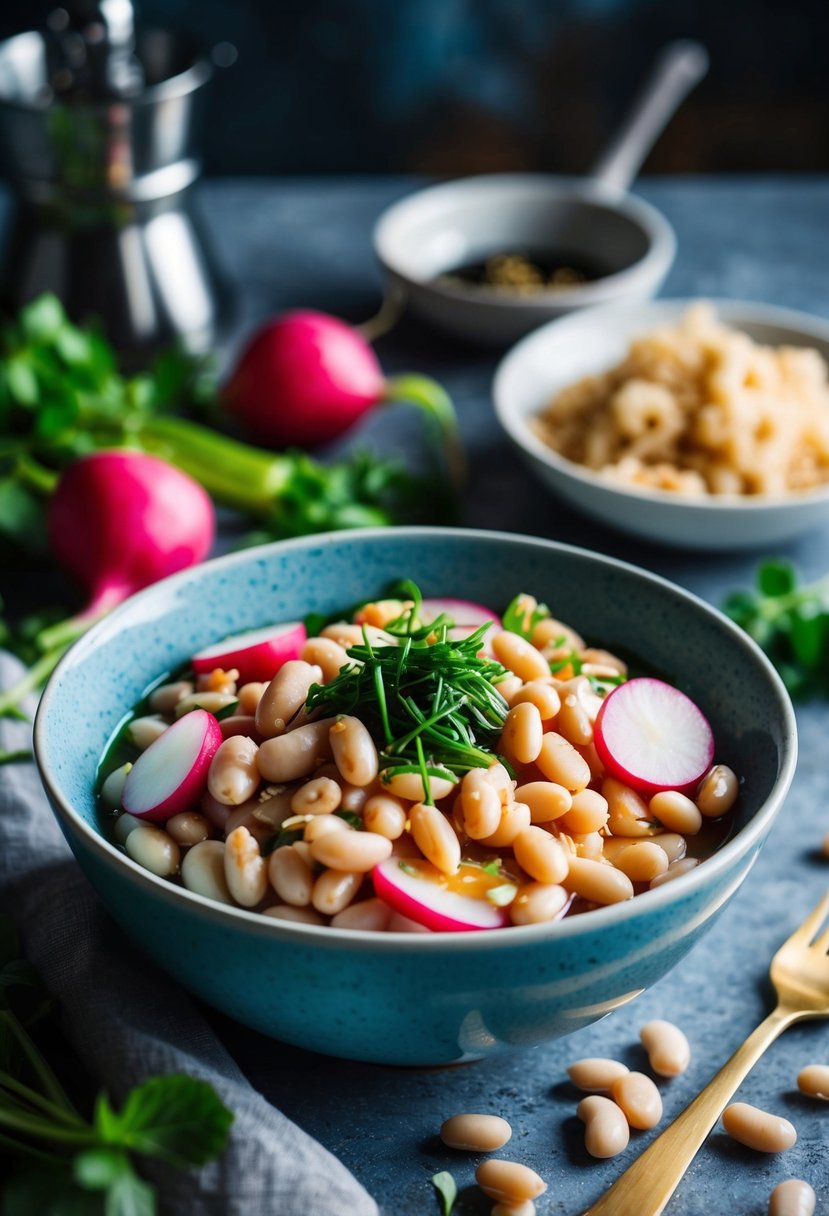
[1,0,826,176]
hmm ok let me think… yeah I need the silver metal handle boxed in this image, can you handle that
[590,40,709,192]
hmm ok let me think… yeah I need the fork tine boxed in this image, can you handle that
[785,889,829,948]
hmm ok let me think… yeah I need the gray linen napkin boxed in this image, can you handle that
[0,654,378,1216]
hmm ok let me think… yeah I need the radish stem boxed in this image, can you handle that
[135,415,295,515]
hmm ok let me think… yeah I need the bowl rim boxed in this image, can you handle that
[373,173,676,310]
[493,297,829,512]
[34,526,798,954]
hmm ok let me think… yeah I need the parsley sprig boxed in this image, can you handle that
[723,559,829,697]
[0,917,232,1213]
[305,582,510,802]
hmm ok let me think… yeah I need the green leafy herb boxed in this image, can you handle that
[723,560,829,697]
[0,914,233,1214]
[431,1170,458,1216]
[305,583,510,801]
[501,593,550,642]
[261,827,304,857]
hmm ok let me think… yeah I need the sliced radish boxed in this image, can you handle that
[372,858,509,932]
[593,677,715,797]
[420,598,500,653]
[192,621,307,684]
[122,709,222,822]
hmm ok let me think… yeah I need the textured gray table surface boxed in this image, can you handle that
[190,176,829,1216]
[5,176,825,1215]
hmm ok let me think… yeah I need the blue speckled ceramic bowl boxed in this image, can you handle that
[34,529,797,1066]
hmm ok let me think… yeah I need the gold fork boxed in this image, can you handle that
[583,889,829,1216]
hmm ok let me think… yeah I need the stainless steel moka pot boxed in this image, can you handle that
[0,1,230,362]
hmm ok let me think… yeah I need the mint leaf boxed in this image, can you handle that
[106,1075,233,1168]
[431,1170,457,1216]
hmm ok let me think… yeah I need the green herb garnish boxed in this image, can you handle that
[0,916,232,1213]
[261,827,304,856]
[431,1170,458,1216]
[501,592,550,642]
[305,583,509,802]
[723,559,829,697]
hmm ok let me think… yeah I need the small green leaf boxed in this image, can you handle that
[757,560,797,598]
[431,1170,457,1216]
[109,1074,233,1168]
[261,827,303,856]
[20,294,66,343]
[721,590,759,626]
[502,593,550,642]
[55,325,96,368]
[104,1162,156,1216]
[0,478,46,550]
[788,608,828,669]
[74,1148,124,1191]
[6,358,39,406]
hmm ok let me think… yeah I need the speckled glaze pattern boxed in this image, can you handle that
[34,529,797,1065]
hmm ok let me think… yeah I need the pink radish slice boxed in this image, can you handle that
[420,598,500,653]
[192,621,307,684]
[593,677,715,797]
[122,709,222,822]
[372,858,509,932]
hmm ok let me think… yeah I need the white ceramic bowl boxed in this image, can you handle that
[493,298,829,550]
[374,174,676,346]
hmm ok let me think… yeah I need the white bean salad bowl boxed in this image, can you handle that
[34,528,796,1065]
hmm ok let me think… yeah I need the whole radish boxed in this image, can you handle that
[221,310,464,486]
[47,450,215,620]
[0,451,215,719]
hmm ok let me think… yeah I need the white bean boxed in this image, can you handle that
[126,715,167,750]
[112,811,143,845]
[125,825,180,877]
[567,1058,630,1093]
[768,1179,816,1216]
[329,715,379,787]
[439,1113,512,1152]
[208,735,260,806]
[257,718,336,782]
[722,1102,797,1152]
[268,844,314,906]
[101,763,132,810]
[181,840,233,903]
[256,661,322,737]
[147,680,193,713]
[166,812,211,846]
[577,1095,630,1158]
[640,1020,691,1076]
[224,826,268,907]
